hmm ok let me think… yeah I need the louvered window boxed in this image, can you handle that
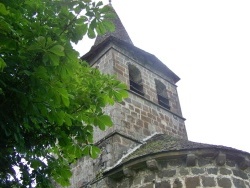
[130,80,144,96]
[155,79,170,110]
[157,94,170,110]
[128,64,144,96]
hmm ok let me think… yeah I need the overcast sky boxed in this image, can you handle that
[75,0,250,153]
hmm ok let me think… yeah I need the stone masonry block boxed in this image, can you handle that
[201,176,216,187]
[162,169,176,177]
[219,167,232,175]
[239,158,250,170]
[191,168,205,175]
[141,184,154,188]
[179,168,189,176]
[217,177,232,188]
[155,180,171,188]
[233,177,247,188]
[173,178,183,188]
[186,154,196,167]
[233,169,248,180]
[207,168,218,175]
[144,173,155,183]
[185,176,200,188]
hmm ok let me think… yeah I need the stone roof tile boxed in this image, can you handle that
[123,134,249,162]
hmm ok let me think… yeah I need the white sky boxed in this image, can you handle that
[75,0,250,153]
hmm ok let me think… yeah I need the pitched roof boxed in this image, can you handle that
[82,36,180,83]
[122,134,249,163]
[82,5,181,83]
[94,5,133,46]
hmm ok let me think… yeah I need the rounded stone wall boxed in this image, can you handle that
[92,148,250,188]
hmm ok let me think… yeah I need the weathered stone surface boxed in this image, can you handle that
[201,176,216,187]
[186,154,196,167]
[133,177,141,185]
[207,167,218,175]
[216,153,226,166]
[117,178,130,188]
[146,159,160,170]
[220,167,232,175]
[162,169,176,177]
[185,176,200,188]
[198,158,211,166]
[155,180,171,188]
[239,159,250,170]
[233,177,247,188]
[179,168,189,176]
[226,159,236,167]
[123,167,135,177]
[173,178,183,188]
[141,184,154,188]
[217,177,232,188]
[233,170,248,180]
[191,168,205,175]
[144,173,155,183]
[168,159,183,167]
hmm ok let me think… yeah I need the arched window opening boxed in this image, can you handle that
[155,80,170,110]
[128,64,144,96]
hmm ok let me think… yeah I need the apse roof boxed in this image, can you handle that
[122,134,250,163]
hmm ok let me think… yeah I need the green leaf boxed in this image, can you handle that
[82,145,90,156]
[103,20,115,32]
[36,36,46,48]
[94,115,113,130]
[48,53,60,66]
[0,57,6,72]
[96,22,106,35]
[89,19,97,29]
[87,27,96,39]
[100,5,111,13]
[31,159,42,170]
[48,45,65,56]
[96,1,103,7]
[74,23,88,42]
[64,114,72,126]
[89,145,100,159]
[58,88,70,107]
[65,47,79,61]
[0,3,9,15]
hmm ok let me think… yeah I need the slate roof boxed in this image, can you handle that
[94,5,133,46]
[122,134,250,163]
[82,36,180,83]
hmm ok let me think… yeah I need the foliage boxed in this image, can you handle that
[0,0,127,187]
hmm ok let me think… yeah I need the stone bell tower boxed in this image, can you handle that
[69,4,187,187]
[68,4,250,188]
[83,4,187,140]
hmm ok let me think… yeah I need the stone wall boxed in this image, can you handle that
[91,150,250,188]
[112,46,183,117]
[91,46,187,144]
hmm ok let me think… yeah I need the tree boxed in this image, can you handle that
[0,0,128,187]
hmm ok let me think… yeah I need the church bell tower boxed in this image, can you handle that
[69,3,187,187]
